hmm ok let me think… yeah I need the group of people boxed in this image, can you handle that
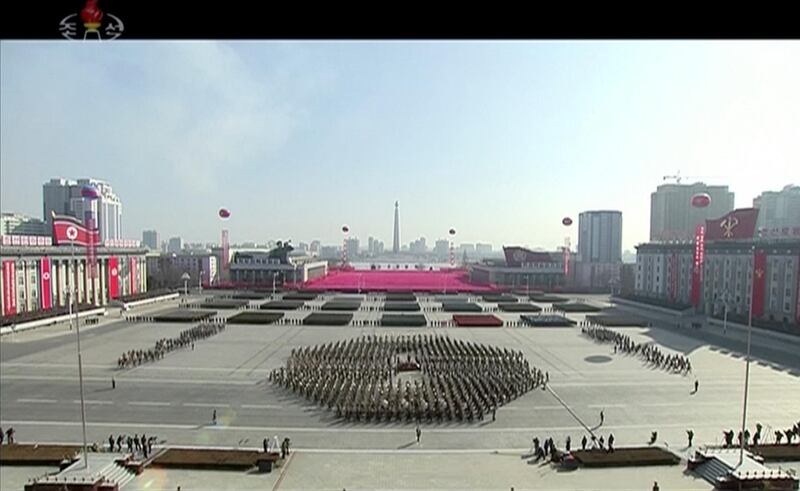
[262,435,292,458]
[0,427,15,444]
[108,433,157,459]
[269,334,541,423]
[723,421,800,447]
[117,323,226,368]
[581,325,691,374]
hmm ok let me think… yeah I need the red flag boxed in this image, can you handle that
[2,260,16,316]
[705,208,759,241]
[751,249,767,318]
[40,257,52,310]
[52,213,100,247]
[129,257,137,294]
[108,256,120,299]
[691,225,705,307]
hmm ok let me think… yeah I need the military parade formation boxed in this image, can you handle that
[117,323,226,368]
[581,324,692,374]
[269,334,544,423]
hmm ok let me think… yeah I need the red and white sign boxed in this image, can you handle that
[39,257,52,310]
[108,256,120,299]
[52,214,99,247]
[129,258,137,294]
[104,239,141,248]
[2,260,17,316]
[11,236,20,246]
[690,225,705,307]
[752,249,767,318]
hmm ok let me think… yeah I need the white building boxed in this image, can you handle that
[753,185,800,236]
[650,183,734,242]
[43,178,123,241]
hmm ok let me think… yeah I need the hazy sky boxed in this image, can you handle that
[1,41,798,250]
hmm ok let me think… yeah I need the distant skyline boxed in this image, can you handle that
[2,41,798,250]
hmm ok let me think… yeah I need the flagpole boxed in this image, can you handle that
[738,244,755,466]
[72,239,89,469]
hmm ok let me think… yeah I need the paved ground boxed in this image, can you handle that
[2,293,798,490]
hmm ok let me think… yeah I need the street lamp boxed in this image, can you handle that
[181,272,191,296]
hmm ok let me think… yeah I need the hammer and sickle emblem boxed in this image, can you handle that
[720,216,739,238]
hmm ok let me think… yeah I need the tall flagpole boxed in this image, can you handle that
[72,239,89,469]
[738,244,755,466]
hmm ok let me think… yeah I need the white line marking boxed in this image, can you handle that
[240,404,283,410]
[129,401,171,407]
[588,404,627,409]
[72,400,113,405]
[17,398,57,404]
[183,403,230,408]
[0,375,255,386]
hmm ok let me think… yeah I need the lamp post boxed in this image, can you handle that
[69,237,90,469]
[181,272,191,296]
[738,245,756,467]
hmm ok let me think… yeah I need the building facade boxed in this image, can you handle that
[146,252,217,289]
[578,210,622,263]
[1,244,147,317]
[469,246,575,290]
[228,251,327,286]
[650,183,735,241]
[1,213,48,236]
[753,185,800,235]
[167,237,183,253]
[142,230,159,250]
[43,178,124,241]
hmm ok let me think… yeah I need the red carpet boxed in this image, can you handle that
[301,269,498,293]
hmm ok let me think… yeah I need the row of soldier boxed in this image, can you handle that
[270,334,540,422]
[117,323,226,368]
[108,433,157,458]
[581,325,691,374]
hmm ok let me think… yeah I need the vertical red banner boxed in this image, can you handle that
[40,257,52,310]
[129,258,138,294]
[670,252,678,301]
[2,260,17,316]
[84,211,97,279]
[751,249,767,318]
[690,225,705,307]
[108,256,120,299]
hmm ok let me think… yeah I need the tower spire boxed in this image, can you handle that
[393,201,400,254]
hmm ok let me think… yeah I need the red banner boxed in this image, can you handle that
[3,261,17,316]
[108,256,120,299]
[751,249,766,318]
[129,258,137,294]
[40,258,52,310]
[670,252,678,301]
[705,208,759,241]
[85,212,98,279]
[796,254,800,326]
[52,213,100,247]
[690,225,705,307]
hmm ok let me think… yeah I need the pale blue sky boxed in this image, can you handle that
[1,41,798,250]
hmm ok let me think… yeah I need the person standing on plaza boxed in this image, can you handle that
[212,409,217,425]
[112,377,116,389]
[687,429,694,447]
[600,409,604,426]
[416,424,421,444]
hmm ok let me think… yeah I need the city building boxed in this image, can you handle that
[142,230,159,250]
[1,242,147,316]
[310,240,321,255]
[167,237,183,253]
[228,248,327,287]
[650,182,734,241]
[475,243,493,256]
[575,210,623,289]
[392,201,400,254]
[1,213,48,236]
[634,208,800,328]
[409,237,427,254]
[345,237,360,260]
[433,239,450,260]
[469,246,575,291]
[146,251,217,289]
[319,245,340,260]
[753,185,800,237]
[43,178,124,241]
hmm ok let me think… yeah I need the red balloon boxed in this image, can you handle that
[449,228,456,235]
[81,186,100,200]
[562,217,573,226]
[218,208,231,219]
[691,193,711,208]
[342,225,349,233]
